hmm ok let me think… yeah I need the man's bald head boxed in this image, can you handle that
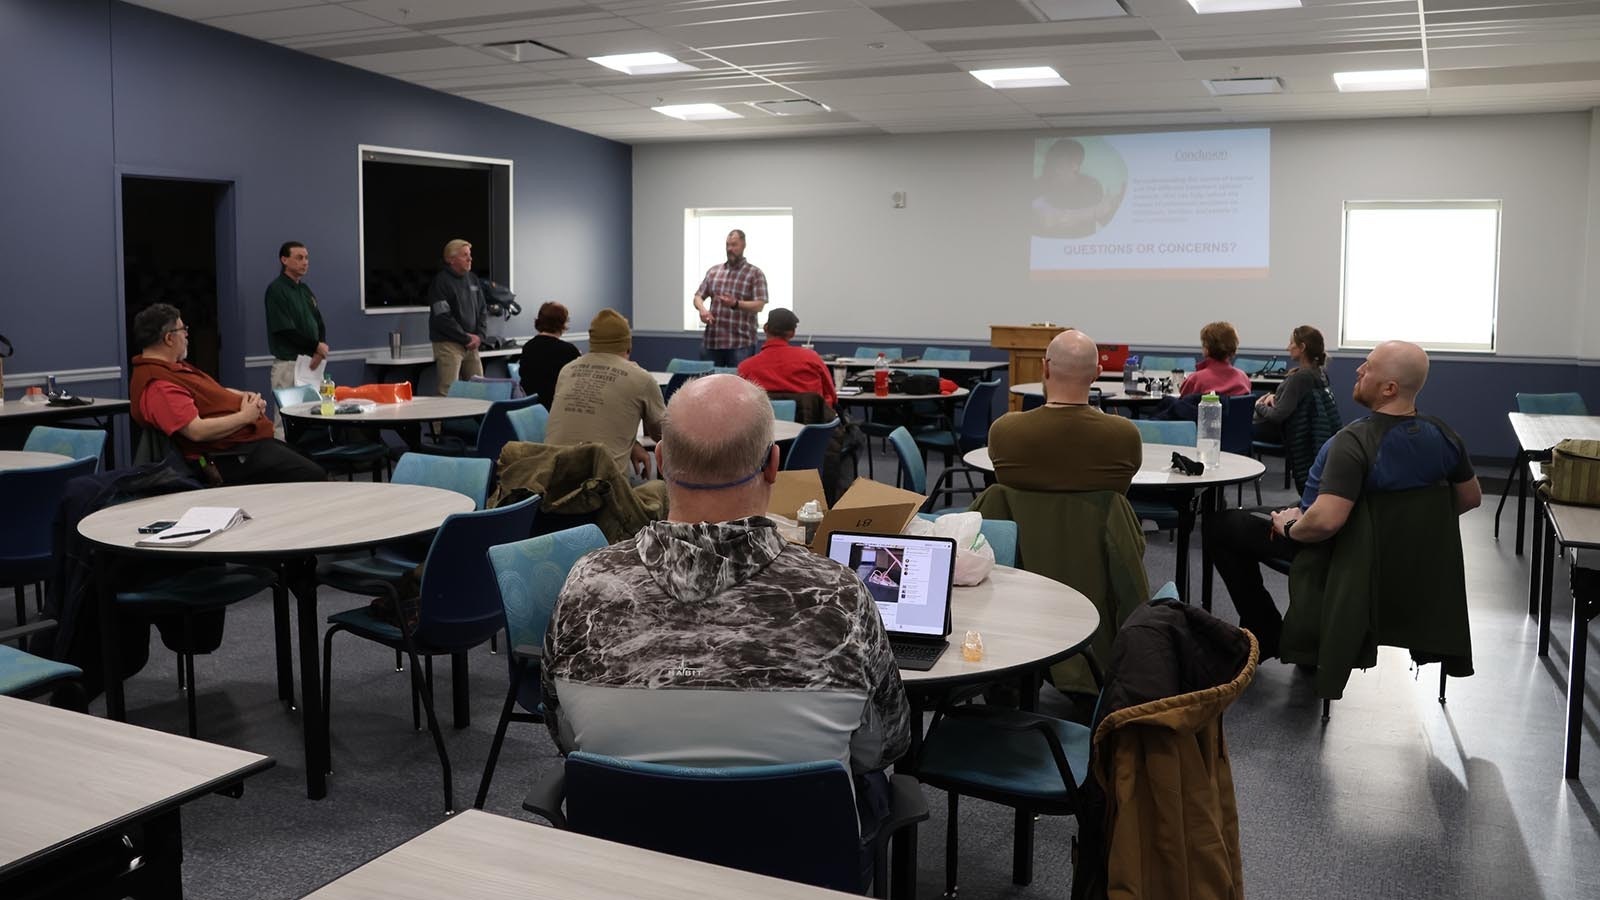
[661,375,775,504]
[1043,329,1101,392]
[1354,340,1430,410]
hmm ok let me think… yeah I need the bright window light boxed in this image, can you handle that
[1334,69,1429,92]
[653,103,741,121]
[1187,0,1301,12]
[588,52,696,75]
[682,209,794,332]
[1341,201,1500,352]
[970,67,1068,89]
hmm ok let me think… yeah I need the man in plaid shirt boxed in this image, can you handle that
[691,229,769,367]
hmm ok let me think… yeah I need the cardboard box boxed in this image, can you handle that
[767,471,924,554]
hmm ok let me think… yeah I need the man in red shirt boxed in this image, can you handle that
[736,308,837,409]
[129,303,325,484]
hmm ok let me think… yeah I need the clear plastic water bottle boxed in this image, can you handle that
[874,353,889,397]
[1197,391,1222,469]
[320,374,336,416]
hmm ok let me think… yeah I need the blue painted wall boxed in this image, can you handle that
[0,0,630,403]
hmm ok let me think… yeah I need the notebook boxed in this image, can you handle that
[136,506,251,547]
[827,531,956,671]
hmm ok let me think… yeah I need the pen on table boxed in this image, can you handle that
[155,529,210,541]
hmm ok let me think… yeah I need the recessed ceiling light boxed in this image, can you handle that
[1204,76,1283,96]
[589,52,696,75]
[970,67,1068,89]
[1333,69,1428,92]
[1186,0,1301,12]
[652,103,741,121]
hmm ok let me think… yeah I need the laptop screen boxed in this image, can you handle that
[827,532,955,638]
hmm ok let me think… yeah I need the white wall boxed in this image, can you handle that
[634,113,1591,359]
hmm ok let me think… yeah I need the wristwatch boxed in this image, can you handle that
[1283,518,1296,539]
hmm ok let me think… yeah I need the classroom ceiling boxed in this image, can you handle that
[127,0,1600,142]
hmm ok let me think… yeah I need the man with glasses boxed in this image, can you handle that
[542,374,909,845]
[129,302,325,484]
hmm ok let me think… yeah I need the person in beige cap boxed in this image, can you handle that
[426,238,486,395]
[545,309,665,480]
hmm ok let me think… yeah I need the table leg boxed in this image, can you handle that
[1538,522,1557,658]
[1515,458,1529,556]
[1012,667,1040,886]
[1174,488,1196,603]
[272,580,295,708]
[285,556,328,799]
[95,552,126,722]
[133,807,184,899]
[1529,492,1543,618]
[452,652,470,729]
[1564,564,1598,779]
[1199,487,1217,613]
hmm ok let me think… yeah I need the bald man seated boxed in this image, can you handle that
[1204,340,1483,660]
[987,328,1142,492]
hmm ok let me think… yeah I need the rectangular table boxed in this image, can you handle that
[1506,412,1600,555]
[0,694,272,897]
[303,809,856,899]
[0,397,130,470]
[1539,503,1600,779]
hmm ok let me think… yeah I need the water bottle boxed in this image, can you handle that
[1197,392,1222,469]
[874,353,889,397]
[1123,354,1141,393]
[320,374,336,416]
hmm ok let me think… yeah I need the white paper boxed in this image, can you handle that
[293,354,324,387]
[136,506,251,547]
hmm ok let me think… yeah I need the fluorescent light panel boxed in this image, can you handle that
[1333,69,1428,92]
[589,52,696,75]
[1187,0,1300,12]
[970,66,1068,89]
[653,103,741,121]
[1204,76,1283,96]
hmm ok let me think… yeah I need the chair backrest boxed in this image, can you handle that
[563,752,862,893]
[391,453,492,510]
[665,358,714,375]
[712,366,738,375]
[416,494,541,648]
[922,347,971,361]
[853,346,903,360]
[958,379,1002,449]
[448,379,514,402]
[24,426,106,469]
[661,371,697,403]
[888,426,926,494]
[1233,357,1274,377]
[1140,355,1195,373]
[1220,394,1256,455]
[507,361,522,384]
[0,457,99,563]
[1021,392,1045,411]
[1134,419,1197,446]
[488,524,608,710]
[273,384,317,410]
[782,418,839,471]
[506,403,549,443]
[915,513,1017,567]
[475,395,544,462]
[769,399,797,422]
[1516,392,1588,415]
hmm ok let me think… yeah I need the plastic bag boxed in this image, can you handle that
[905,511,995,585]
[334,381,413,404]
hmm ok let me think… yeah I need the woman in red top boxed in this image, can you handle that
[1178,322,1253,397]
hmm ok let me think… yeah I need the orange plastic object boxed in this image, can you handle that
[334,382,412,404]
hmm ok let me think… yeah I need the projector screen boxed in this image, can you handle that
[1029,128,1270,279]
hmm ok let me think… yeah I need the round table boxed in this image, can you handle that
[962,443,1265,606]
[0,450,72,471]
[1010,381,1166,410]
[651,371,673,386]
[281,397,492,450]
[79,481,474,800]
[836,387,969,406]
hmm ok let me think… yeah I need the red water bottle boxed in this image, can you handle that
[873,353,889,397]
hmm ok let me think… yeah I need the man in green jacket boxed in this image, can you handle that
[1204,341,1482,660]
[264,240,329,394]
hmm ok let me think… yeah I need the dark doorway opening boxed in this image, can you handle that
[121,177,231,380]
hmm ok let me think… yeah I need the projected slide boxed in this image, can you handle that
[1029,129,1269,279]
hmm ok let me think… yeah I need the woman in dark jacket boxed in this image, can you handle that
[1253,325,1330,442]
[517,301,581,409]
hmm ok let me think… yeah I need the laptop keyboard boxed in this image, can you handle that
[891,640,944,663]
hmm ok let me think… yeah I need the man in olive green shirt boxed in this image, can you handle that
[264,240,328,394]
[988,329,1141,492]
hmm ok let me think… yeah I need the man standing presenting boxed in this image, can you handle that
[736,308,837,409]
[691,229,768,367]
[427,238,486,395]
[1204,340,1482,660]
[263,241,328,392]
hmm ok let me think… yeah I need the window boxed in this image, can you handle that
[1340,201,1500,352]
[682,209,794,331]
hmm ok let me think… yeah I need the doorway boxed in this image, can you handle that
[120,177,236,382]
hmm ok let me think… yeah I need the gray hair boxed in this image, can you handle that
[662,375,774,488]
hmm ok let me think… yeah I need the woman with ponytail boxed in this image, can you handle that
[1253,325,1330,441]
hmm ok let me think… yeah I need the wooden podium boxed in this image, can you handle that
[991,324,1069,411]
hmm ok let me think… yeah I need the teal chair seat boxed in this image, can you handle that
[324,454,490,585]
[325,606,403,644]
[25,426,107,469]
[666,358,714,375]
[918,710,1090,803]
[507,403,549,442]
[0,643,82,697]
[914,513,1017,567]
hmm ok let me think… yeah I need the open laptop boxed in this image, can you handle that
[827,531,956,671]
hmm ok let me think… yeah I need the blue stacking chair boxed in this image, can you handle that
[272,385,389,480]
[915,513,1017,568]
[1131,420,1197,536]
[322,454,492,586]
[662,371,701,404]
[1494,391,1590,544]
[321,493,541,814]
[922,347,971,361]
[474,524,609,809]
[918,379,1001,502]
[474,394,543,463]
[1,457,97,629]
[854,346,903,361]
[888,426,927,495]
[507,403,549,442]
[666,358,714,375]
[24,426,106,470]
[1221,394,1261,504]
[507,361,521,384]
[783,418,839,472]
[449,378,515,401]
[524,752,928,897]
[0,621,85,710]
[1134,419,1196,447]
[770,399,797,422]
[712,366,738,375]
[1021,392,1045,411]
[428,379,516,451]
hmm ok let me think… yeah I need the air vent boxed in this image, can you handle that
[1028,0,1130,21]
[1204,77,1283,96]
[749,98,832,117]
[482,40,567,63]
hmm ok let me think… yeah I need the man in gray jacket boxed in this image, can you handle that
[426,238,486,395]
[542,374,910,820]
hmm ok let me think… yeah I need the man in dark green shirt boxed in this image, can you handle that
[264,241,328,395]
